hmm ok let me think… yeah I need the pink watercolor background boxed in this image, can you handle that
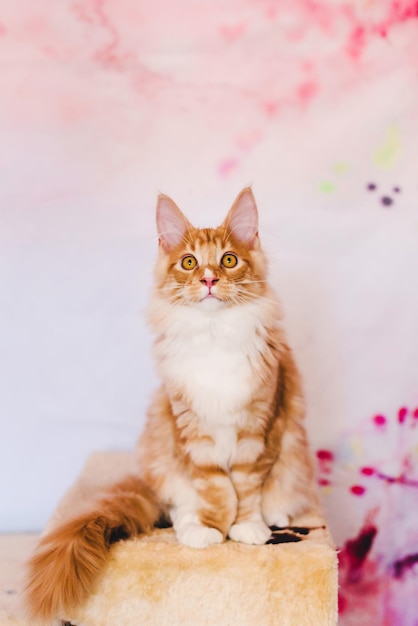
[1,1,418,623]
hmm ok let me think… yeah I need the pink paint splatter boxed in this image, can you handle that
[350,484,366,496]
[379,1,418,32]
[316,449,334,473]
[317,449,334,461]
[218,158,239,177]
[338,593,347,615]
[235,130,263,152]
[318,477,331,487]
[373,414,387,428]
[346,1,418,61]
[293,0,335,33]
[93,0,122,68]
[337,518,382,621]
[316,449,334,485]
[338,507,418,623]
[73,0,123,69]
[219,22,247,42]
[297,80,319,104]
[262,100,281,117]
[398,407,408,424]
[265,5,278,20]
[340,521,377,583]
[413,407,418,419]
[361,466,376,476]
[347,25,366,60]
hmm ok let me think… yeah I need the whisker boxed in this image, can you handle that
[236,279,267,285]
[231,291,257,304]
[157,285,181,292]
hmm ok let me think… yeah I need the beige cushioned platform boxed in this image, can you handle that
[4,451,338,625]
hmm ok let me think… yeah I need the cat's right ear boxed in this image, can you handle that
[156,194,192,252]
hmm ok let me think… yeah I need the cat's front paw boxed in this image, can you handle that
[229,520,271,545]
[177,523,224,548]
[263,511,290,528]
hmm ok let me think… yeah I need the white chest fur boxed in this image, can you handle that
[153,301,271,423]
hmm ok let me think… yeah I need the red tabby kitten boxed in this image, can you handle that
[25,188,319,622]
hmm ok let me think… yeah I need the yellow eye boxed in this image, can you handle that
[181,255,198,270]
[221,253,238,268]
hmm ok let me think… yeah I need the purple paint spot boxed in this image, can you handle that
[340,523,377,583]
[361,466,375,476]
[366,183,401,207]
[393,553,418,579]
[381,196,394,207]
[375,470,418,488]
[373,414,387,427]
[398,407,408,424]
[350,485,366,496]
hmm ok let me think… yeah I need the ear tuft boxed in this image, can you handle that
[224,187,259,247]
[156,194,192,251]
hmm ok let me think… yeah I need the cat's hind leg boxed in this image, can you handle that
[261,423,319,528]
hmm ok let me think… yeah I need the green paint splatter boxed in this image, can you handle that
[318,181,335,194]
[333,162,349,175]
[374,127,401,169]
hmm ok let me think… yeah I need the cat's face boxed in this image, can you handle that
[154,188,268,308]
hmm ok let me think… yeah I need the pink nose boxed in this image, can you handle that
[200,276,219,288]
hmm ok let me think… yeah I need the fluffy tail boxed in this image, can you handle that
[25,476,162,623]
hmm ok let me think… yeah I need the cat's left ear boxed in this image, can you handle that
[223,187,259,248]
